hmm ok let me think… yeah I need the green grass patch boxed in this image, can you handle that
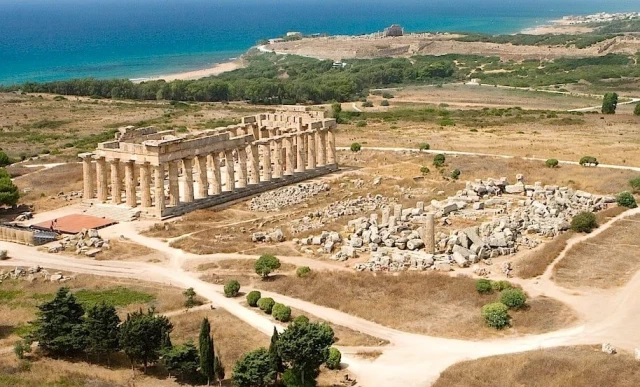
[0,289,23,302]
[28,120,70,130]
[73,287,155,308]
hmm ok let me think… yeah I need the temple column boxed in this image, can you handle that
[209,152,222,195]
[317,130,327,166]
[272,139,282,179]
[224,149,235,192]
[424,214,435,254]
[183,157,194,203]
[140,162,152,208]
[168,161,180,206]
[110,159,122,204]
[95,156,108,203]
[124,160,137,207]
[153,164,166,214]
[196,155,208,198]
[261,143,271,182]
[327,129,337,166]
[284,137,294,176]
[82,154,94,200]
[307,132,316,169]
[237,147,248,188]
[296,133,306,173]
[249,144,260,185]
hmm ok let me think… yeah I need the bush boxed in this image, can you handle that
[296,266,311,277]
[418,142,430,151]
[380,99,390,107]
[246,291,261,307]
[481,303,510,329]
[616,191,637,208]
[579,156,599,167]
[491,280,512,292]
[450,169,461,180]
[223,280,241,298]
[362,101,373,108]
[382,92,394,99]
[634,103,640,116]
[355,120,367,127]
[475,279,493,294]
[420,166,430,175]
[500,288,527,309]
[571,211,597,233]
[272,303,292,322]
[254,254,281,279]
[350,142,362,152]
[0,151,11,167]
[630,177,640,193]
[433,154,446,167]
[293,315,310,325]
[257,297,275,314]
[545,158,559,168]
[326,347,342,370]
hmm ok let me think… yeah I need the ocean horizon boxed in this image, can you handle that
[0,0,638,85]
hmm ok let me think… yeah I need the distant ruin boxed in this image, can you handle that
[79,109,338,218]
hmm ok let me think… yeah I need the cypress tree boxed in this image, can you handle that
[269,326,284,378]
[199,318,215,385]
[214,348,225,386]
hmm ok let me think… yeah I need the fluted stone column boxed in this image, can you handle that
[224,149,235,192]
[209,152,222,195]
[284,137,294,176]
[140,162,152,208]
[154,164,166,214]
[261,143,271,182]
[296,133,306,173]
[183,158,194,203]
[124,160,137,207]
[307,132,316,169]
[95,157,108,203]
[237,147,248,188]
[82,155,94,200]
[273,139,283,178]
[327,129,337,166]
[110,159,122,204]
[249,144,260,185]
[318,130,327,166]
[168,161,180,206]
[196,155,208,198]
[424,213,435,254]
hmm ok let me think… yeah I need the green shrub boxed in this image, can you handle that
[0,151,11,167]
[254,254,281,279]
[418,142,430,151]
[246,290,261,307]
[380,99,390,107]
[272,303,292,322]
[362,101,373,108]
[475,279,493,294]
[293,315,310,325]
[481,303,510,329]
[491,280,512,292]
[629,177,640,193]
[223,280,241,298]
[420,166,430,175]
[545,158,559,168]
[326,347,342,370]
[500,288,527,309]
[433,154,446,167]
[257,297,275,314]
[355,120,367,127]
[296,266,311,277]
[617,191,637,208]
[634,103,640,116]
[570,211,597,233]
[579,156,599,167]
[382,92,394,99]
[350,142,362,152]
[450,169,461,180]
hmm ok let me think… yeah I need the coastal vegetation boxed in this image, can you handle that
[454,33,619,48]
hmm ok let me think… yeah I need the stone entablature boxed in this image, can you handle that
[80,111,338,218]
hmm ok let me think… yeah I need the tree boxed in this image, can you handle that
[199,318,215,385]
[162,342,200,382]
[481,303,510,329]
[254,254,281,279]
[119,308,173,372]
[433,154,446,167]
[326,347,342,370]
[500,288,527,309]
[214,349,225,385]
[0,174,19,206]
[571,211,597,233]
[296,266,311,278]
[616,191,637,208]
[545,158,559,168]
[278,321,335,385]
[223,280,240,298]
[183,287,197,309]
[30,287,86,357]
[246,291,262,307]
[232,348,276,387]
[269,327,285,381]
[331,103,342,123]
[257,297,275,314]
[350,142,361,152]
[579,156,599,167]
[634,103,640,116]
[272,303,292,322]
[450,169,461,180]
[85,302,120,365]
[629,177,640,193]
[0,152,11,167]
[601,92,618,114]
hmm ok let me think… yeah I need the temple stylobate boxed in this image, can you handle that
[79,109,338,218]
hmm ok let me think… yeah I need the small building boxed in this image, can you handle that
[268,38,284,45]
[384,24,404,37]
[332,61,347,69]
[286,31,302,38]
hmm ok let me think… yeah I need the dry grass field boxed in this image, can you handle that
[432,346,640,387]
[12,163,84,212]
[196,259,297,273]
[254,272,577,339]
[553,213,640,289]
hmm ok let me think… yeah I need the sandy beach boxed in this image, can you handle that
[521,19,595,35]
[132,58,244,83]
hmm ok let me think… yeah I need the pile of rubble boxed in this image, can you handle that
[0,265,73,283]
[48,228,110,257]
[251,228,285,243]
[14,212,33,222]
[249,183,330,212]
[54,191,83,202]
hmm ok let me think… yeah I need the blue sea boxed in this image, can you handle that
[0,0,638,85]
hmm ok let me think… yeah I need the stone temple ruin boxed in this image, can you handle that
[79,109,338,218]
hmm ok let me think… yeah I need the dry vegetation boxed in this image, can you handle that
[196,259,297,273]
[94,240,163,262]
[515,232,574,279]
[12,163,84,211]
[433,346,640,387]
[553,213,640,289]
[254,272,576,339]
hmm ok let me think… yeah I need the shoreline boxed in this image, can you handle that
[131,57,245,83]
